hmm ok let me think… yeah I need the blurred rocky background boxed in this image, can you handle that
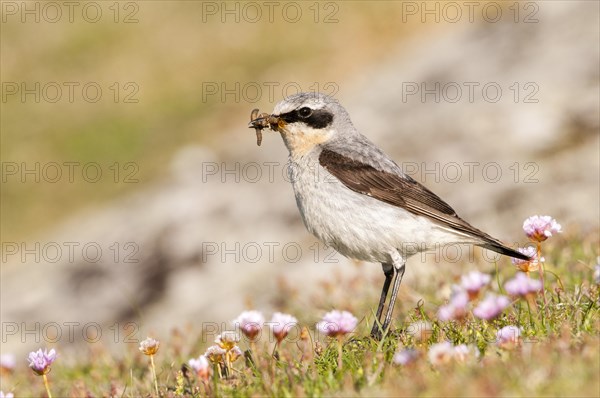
[2,1,598,357]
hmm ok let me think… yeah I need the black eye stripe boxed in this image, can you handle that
[279,108,334,129]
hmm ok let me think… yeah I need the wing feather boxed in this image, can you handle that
[318,149,492,241]
[316,146,530,261]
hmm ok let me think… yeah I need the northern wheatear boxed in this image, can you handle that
[249,92,529,339]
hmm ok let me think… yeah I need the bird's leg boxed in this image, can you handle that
[370,263,394,338]
[374,263,395,321]
[381,261,406,333]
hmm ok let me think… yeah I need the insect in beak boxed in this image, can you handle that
[248,109,281,146]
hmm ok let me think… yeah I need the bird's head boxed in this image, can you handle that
[249,92,352,157]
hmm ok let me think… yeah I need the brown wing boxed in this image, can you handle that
[318,149,530,260]
[319,149,487,239]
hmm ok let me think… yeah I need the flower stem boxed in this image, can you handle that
[42,374,53,398]
[525,297,535,329]
[225,352,232,379]
[250,340,257,357]
[537,242,549,318]
[149,354,160,397]
[337,336,343,370]
[272,340,281,359]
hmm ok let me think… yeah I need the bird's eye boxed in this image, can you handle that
[298,107,313,118]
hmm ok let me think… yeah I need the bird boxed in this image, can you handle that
[249,92,530,339]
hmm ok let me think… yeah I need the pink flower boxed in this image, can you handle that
[139,337,160,356]
[1,391,15,398]
[232,310,264,340]
[460,271,491,299]
[27,348,57,376]
[0,354,16,372]
[228,346,243,362]
[188,355,211,380]
[406,321,433,342]
[205,345,226,363]
[473,294,510,320]
[316,310,358,337]
[215,331,240,351]
[269,312,298,343]
[523,215,561,242]
[428,342,475,365]
[438,290,469,321]
[504,273,542,297]
[452,344,475,363]
[511,247,544,273]
[496,325,522,348]
[392,348,419,366]
[427,342,455,365]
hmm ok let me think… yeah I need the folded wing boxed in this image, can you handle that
[318,148,529,260]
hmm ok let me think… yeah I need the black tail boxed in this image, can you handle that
[479,241,530,261]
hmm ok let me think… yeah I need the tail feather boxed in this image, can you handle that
[479,241,530,261]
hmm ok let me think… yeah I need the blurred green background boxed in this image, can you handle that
[2,2,431,243]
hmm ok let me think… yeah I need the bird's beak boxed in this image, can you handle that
[248,114,284,131]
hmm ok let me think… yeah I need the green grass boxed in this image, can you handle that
[3,233,598,397]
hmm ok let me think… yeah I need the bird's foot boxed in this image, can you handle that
[369,323,387,341]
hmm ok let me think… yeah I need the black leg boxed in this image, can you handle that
[370,263,394,338]
[381,263,406,333]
